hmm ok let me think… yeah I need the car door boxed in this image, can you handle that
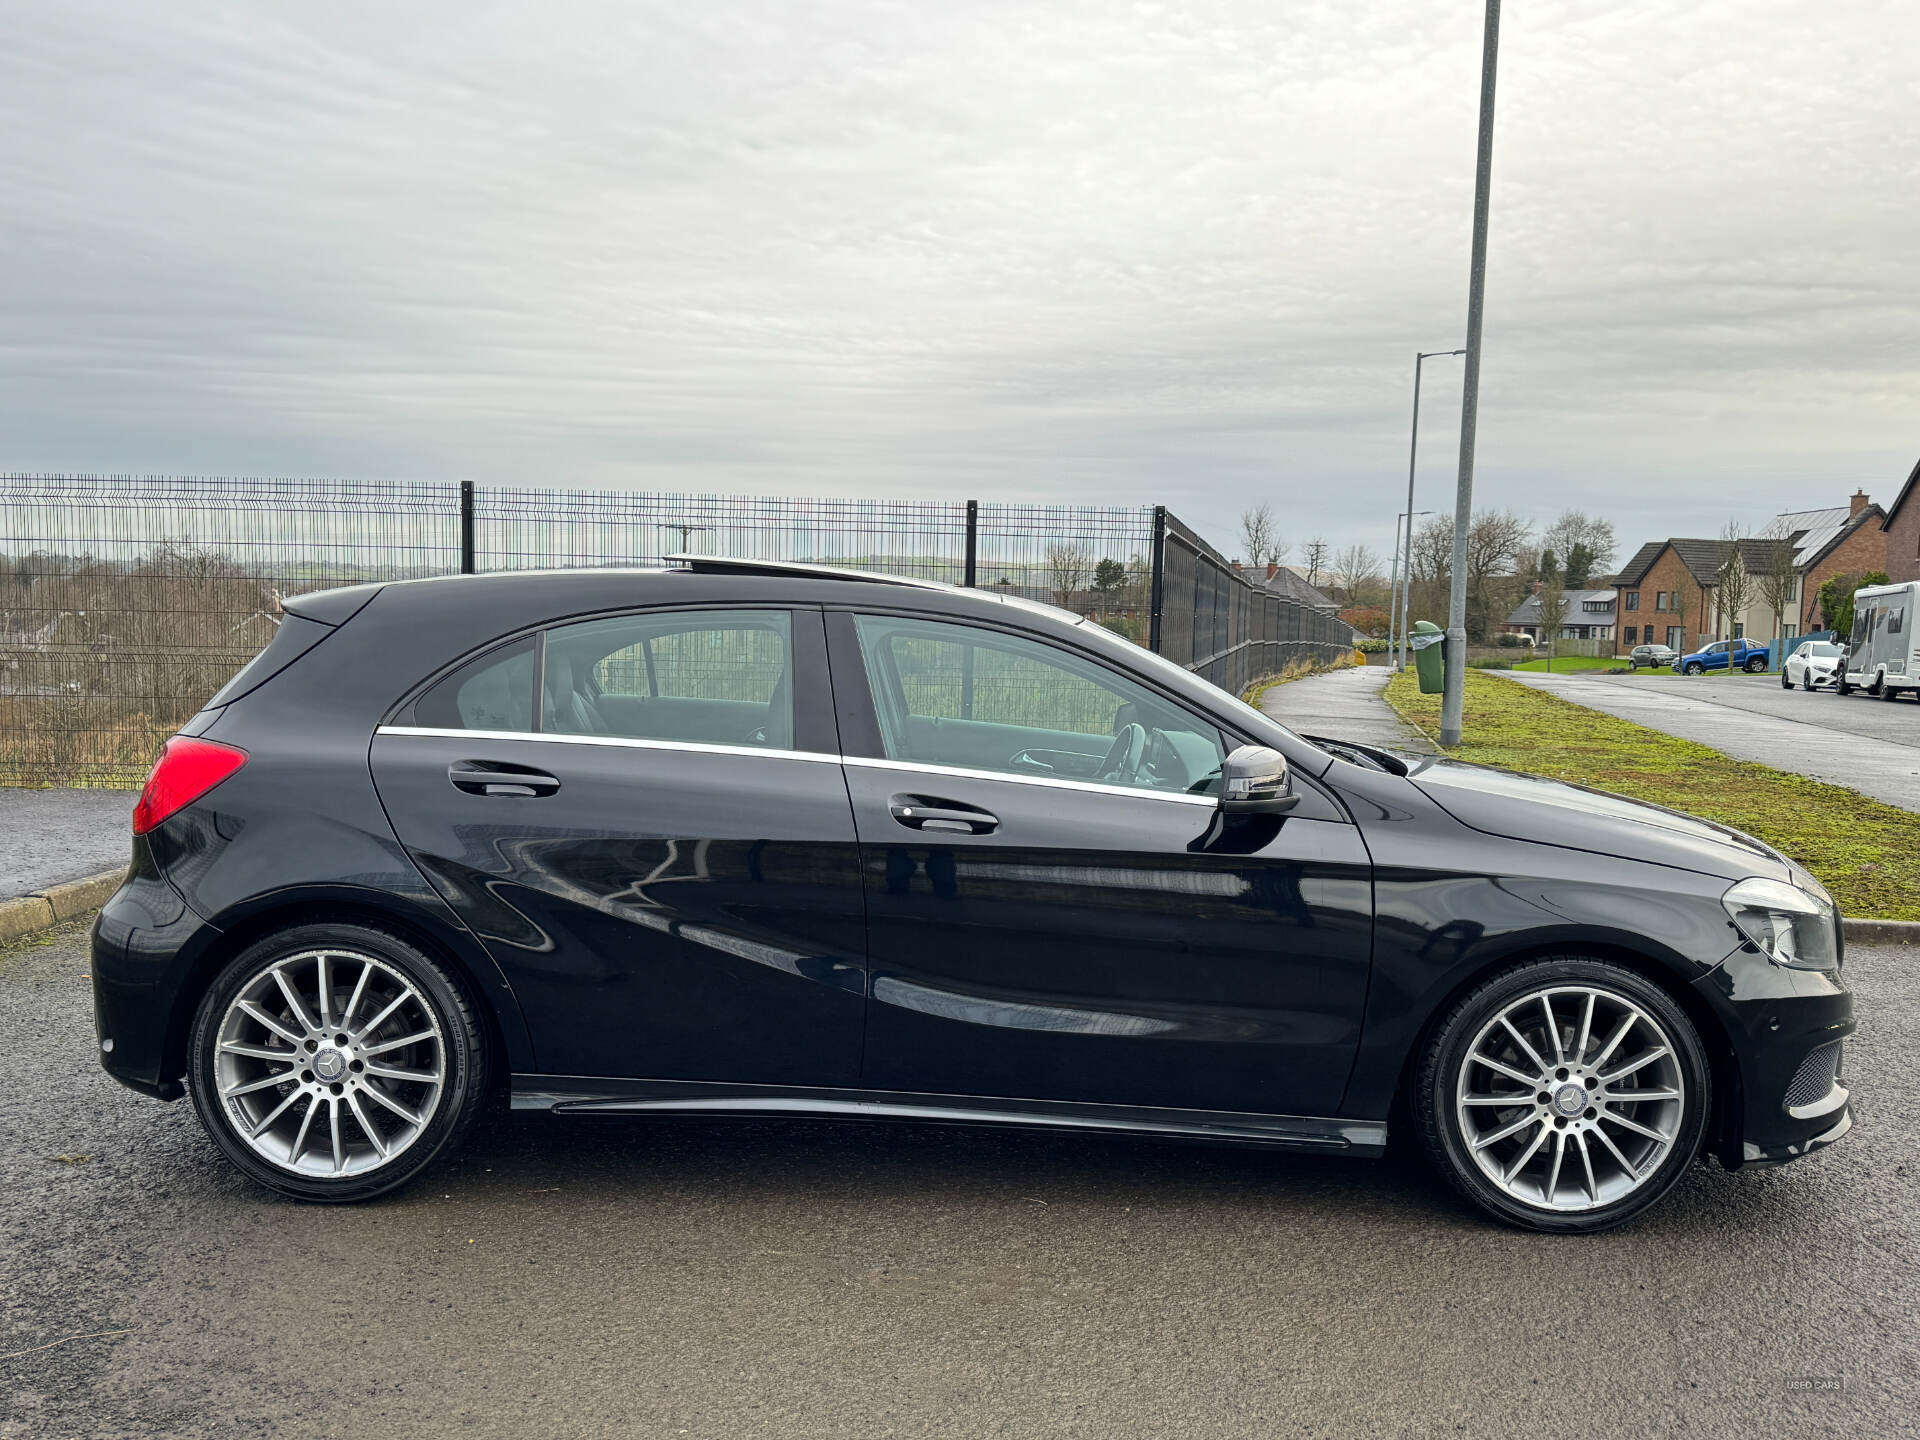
[826,609,1373,1118]
[369,605,869,1085]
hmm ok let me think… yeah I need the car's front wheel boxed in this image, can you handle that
[1684,661,1703,675]
[1414,957,1709,1234]
[187,922,490,1202]
[1780,669,1792,688]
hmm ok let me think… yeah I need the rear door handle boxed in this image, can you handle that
[449,762,561,798]
[889,794,998,835]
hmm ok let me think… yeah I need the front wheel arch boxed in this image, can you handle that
[1388,939,1741,1172]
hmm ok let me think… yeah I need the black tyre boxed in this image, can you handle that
[1684,661,1703,675]
[1780,671,1791,689]
[1802,673,1813,692]
[1414,956,1710,1234]
[187,922,490,1202]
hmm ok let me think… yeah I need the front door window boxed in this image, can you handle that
[851,614,1225,796]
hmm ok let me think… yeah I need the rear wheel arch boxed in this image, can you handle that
[161,894,523,1097]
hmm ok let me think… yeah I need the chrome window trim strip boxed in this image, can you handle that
[374,726,841,764]
[841,755,1219,807]
[375,727,1219,806]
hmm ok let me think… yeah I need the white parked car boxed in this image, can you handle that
[1782,640,1844,691]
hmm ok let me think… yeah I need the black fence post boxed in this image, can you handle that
[963,499,978,587]
[458,481,476,574]
[1148,505,1166,652]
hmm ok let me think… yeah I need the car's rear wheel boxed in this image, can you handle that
[187,922,489,1202]
[1744,657,1764,673]
[1414,957,1709,1234]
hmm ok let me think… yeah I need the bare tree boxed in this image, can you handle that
[1045,543,1095,610]
[1301,538,1331,591]
[1464,510,1535,642]
[1752,519,1799,648]
[1406,516,1454,625]
[1331,544,1384,607]
[1237,505,1288,568]
[1715,521,1752,643]
[1542,510,1618,579]
[1534,575,1569,672]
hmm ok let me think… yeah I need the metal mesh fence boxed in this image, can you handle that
[1,475,1352,783]
[0,475,458,784]
[1159,513,1355,695]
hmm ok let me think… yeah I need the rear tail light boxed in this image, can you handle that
[133,737,248,835]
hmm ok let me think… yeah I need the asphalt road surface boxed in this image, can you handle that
[0,789,132,899]
[4,922,1916,1439]
[1507,671,1920,814]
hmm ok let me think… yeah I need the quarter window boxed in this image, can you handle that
[413,638,536,732]
[852,614,1225,796]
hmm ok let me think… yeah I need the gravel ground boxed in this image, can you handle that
[3,923,1914,1439]
[0,789,131,898]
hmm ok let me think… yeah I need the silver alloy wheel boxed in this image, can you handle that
[1455,985,1685,1213]
[213,948,447,1178]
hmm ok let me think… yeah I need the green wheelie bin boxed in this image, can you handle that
[1411,620,1446,694]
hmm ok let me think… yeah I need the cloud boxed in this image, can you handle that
[1,0,1914,557]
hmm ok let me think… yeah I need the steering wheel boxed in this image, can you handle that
[1096,722,1147,785]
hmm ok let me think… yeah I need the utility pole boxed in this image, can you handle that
[1440,0,1502,749]
[1395,350,1463,670]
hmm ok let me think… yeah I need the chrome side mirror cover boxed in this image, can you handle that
[1219,744,1300,816]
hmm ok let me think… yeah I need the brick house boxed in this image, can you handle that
[1882,456,1920,586]
[1503,587,1615,642]
[1611,492,1887,656]
[1779,492,1888,632]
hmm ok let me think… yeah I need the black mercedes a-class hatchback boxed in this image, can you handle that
[93,558,1854,1232]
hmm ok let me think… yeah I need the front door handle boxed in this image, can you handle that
[449,762,561,798]
[889,794,998,835]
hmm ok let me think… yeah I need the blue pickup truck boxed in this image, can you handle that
[1678,638,1772,674]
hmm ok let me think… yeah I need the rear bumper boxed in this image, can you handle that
[1693,946,1856,1169]
[90,838,220,1101]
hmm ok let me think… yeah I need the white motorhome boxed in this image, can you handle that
[1840,580,1920,699]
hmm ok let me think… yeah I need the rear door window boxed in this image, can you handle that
[544,609,793,749]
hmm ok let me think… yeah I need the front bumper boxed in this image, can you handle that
[1693,943,1855,1168]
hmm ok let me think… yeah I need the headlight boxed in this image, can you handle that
[1721,877,1838,970]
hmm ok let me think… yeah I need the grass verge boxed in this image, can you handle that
[1507,656,1626,673]
[1385,668,1920,920]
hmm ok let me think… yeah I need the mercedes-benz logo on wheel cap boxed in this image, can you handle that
[1553,1082,1587,1117]
[313,1047,347,1082]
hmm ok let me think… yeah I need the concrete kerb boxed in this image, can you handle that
[0,868,126,945]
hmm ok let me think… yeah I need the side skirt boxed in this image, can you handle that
[510,1075,1388,1156]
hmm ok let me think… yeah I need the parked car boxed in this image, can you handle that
[94,558,1855,1234]
[1626,643,1677,671]
[1837,580,1920,701]
[1782,640,1844,691]
[1679,638,1770,675]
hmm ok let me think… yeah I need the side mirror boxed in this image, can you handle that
[1219,744,1300,816]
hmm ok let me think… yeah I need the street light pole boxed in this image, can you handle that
[1440,0,1502,749]
[1395,350,1464,671]
[1390,507,1435,668]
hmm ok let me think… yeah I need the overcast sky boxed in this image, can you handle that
[3,0,1915,561]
